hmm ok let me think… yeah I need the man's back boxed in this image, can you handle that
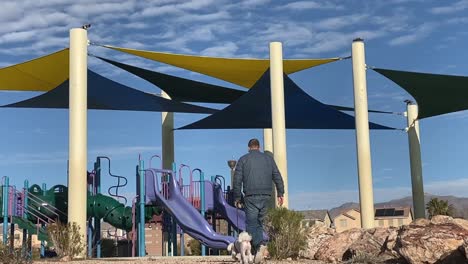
[233,149,284,200]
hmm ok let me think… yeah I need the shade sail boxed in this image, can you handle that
[1,70,217,114]
[103,45,339,88]
[329,105,396,115]
[373,68,468,119]
[97,56,398,115]
[95,56,246,103]
[0,49,69,91]
[178,70,394,130]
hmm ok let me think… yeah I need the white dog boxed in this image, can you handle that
[227,231,254,264]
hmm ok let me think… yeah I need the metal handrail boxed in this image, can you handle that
[98,156,128,205]
[149,154,162,169]
[179,164,194,202]
[25,191,65,219]
[131,196,138,257]
[214,175,226,192]
[20,203,55,224]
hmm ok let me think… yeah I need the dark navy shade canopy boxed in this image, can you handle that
[1,70,217,114]
[178,70,394,130]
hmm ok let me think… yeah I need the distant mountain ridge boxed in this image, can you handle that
[329,194,468,219]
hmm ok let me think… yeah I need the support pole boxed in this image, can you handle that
[162,91,175,170]
[41,183,46,258]
[351,38,375,229]
[22,180,28,256]
[94,160,102,258]
[200,171,206,256]
[3,177,9,245]
[406,102,425,219]
[269,42,289,208]
[171,163,177,256]
[8,187,14,251]
[263,129,273,155]
[68,27,88,258]
[263,128,277,207]
[138,160,146,257]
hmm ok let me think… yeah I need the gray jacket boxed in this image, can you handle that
[233,150,285,201]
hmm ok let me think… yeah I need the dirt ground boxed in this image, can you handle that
[34,256,327,263]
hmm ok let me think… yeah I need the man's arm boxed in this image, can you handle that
[272,158,285,198]
[233,157,244,202]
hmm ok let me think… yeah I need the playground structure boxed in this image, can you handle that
[4,23,466,260]
[0,155,251,258]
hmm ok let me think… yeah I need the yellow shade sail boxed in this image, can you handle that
[104,45,339,88]
[0,49,69,91]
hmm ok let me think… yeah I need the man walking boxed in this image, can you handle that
[233,138,285,262]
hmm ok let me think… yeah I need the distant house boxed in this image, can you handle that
[0,224,41,248]
[332,208,361,232]
[374,207,413,228]
[331,207,414,232]
[299,210,332,228]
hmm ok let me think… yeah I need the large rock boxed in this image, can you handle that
[463,237,468,259]
[396,216,468,264]
[344,227,399,262]
[299,221,335,259]
[314,228,364,263]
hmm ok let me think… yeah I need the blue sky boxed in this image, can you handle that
[1,0,468,210]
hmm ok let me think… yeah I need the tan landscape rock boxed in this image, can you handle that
[344,227,399,261]
[299,222,335,259]
[314,228,364,263]
[463,237,468,260]
[395,216,468,264]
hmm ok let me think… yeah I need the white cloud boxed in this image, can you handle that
[239,0,270,8]
[372,15,410,33]
[135,0,218,18]
[66,1,137,17]
[316,14,369,30]
[201,42,239,57]
[300,30,385,54]
[0,31,37,45]
[447,17,468,24]
[0,12,73,35]
[389,23,437,46]
[122,22,149,29]
[0,37,68,55]
[0,2,24,22]
[119,40,147,49]
[430,0,468,14]
[136,5,183,17]
[176,11,231,23]
[282,1,344,10]
[0,145,162,166]
[244,22,314,52]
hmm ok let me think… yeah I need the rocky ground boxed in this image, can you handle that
[300,215,468,263]
[34,256,327,263]
[34,215,468,264]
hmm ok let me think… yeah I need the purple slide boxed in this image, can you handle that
[213,183,246,231]
[213,184,269,240]
[145,169,235,249]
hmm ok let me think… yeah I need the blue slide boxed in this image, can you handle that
[145,169,235,249]
[213,183,269,240]
[213,183,247,231]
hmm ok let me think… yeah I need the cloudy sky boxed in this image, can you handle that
[1,0,468,210]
